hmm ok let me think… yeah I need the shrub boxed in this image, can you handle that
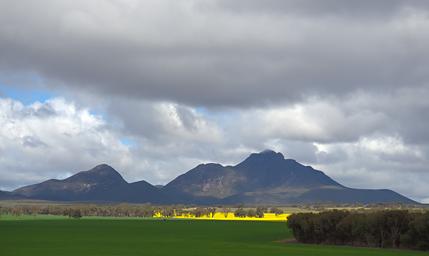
[234,208,247,218]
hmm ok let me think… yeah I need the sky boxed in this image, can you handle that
[0,0,428,202]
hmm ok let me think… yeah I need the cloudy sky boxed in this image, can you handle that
[1,0,428,202]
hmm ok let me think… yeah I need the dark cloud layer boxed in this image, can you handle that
[0,0,428,106]
[214,0,429,18]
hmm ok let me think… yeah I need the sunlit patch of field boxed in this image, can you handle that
[153,212,290,221]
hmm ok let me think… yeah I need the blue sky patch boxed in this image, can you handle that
[0,84,55,104]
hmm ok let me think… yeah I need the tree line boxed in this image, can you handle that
[0,204,284,219]
[287,210,429,251]
[233,207,283,217]
[0,204,156,218]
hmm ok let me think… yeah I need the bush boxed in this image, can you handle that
[255,207,266,218]
[234,208,247,218]
[69,209,82,219]
[269,207,284,215]
[246,209,257,217]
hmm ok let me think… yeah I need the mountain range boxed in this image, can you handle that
[2,150,417,205]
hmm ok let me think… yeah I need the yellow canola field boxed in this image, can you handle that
[153,212,290,222]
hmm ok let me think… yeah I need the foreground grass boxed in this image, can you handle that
[1,217,427,256]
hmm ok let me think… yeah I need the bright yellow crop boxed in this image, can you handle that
[153,212,289,222]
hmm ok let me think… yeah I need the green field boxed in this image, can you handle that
[1,217,428,256]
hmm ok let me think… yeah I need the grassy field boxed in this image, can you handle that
[1,217,428,256]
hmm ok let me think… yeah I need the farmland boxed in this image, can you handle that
[1,216,427,256]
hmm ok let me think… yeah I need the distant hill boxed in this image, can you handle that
[13,164,169,203]
[8,150,417,204]
[164,150,415,204]
[0,190,25,200]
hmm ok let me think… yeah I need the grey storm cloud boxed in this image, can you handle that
[213,0,429,18]
[0,0,428,106]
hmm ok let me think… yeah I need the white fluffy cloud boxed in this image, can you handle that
[0,97,132,189]
[234,99,387,143]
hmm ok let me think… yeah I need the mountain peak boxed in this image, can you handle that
[241,149,285,163]
[259,149,284,157]
[90,164,116,173]
[66,164,127,184]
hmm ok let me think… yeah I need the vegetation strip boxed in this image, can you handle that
[0,204,289,222]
